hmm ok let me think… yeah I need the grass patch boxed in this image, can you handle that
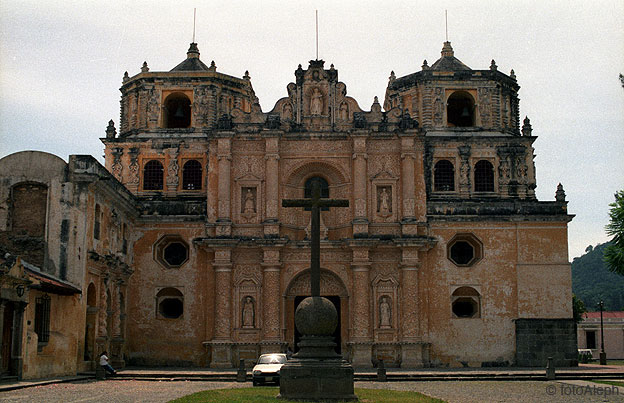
[170,387,444,402]
[592,380,624,387]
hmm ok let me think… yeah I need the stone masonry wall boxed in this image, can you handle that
[515,319,578,367]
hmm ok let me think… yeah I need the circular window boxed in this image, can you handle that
[159,298,183,319]
[154,235,190,269]
[164,242,188,266]
[447,233,483,267]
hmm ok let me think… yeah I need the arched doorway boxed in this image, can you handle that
[284,269,349,354]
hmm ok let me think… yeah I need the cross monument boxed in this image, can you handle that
[279,178,357,401]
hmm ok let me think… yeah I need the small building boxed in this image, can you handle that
[0,152,135,380]
[577,312,624,360]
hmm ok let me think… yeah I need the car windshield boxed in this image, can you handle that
[257,354,286,364]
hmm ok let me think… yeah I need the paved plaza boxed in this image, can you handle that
[0,379,622,403]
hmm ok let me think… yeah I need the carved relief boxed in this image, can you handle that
[497,154,510,184]
[129,149,139,184]
[286,269,348,297]
[241,296,255,328]
[433,87,444,126]
[111,148,123,181]
[241,187,257,219]
[310,87,324,115]
[379,296,392,328]
[372,276,399,338]
[194,86,211,126]
[166,154,179,189]
[98,286,108,337]
[339,102,349,121]
[147,88,160,125]
[305,213,329,240]
[478,87,490,127]
[377,186,392,217]
[282,102,293,121]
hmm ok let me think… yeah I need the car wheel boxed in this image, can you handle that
[253,379,258,386]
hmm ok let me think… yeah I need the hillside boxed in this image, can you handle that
[572,242,624,311]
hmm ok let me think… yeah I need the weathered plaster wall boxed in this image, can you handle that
[126,223,209,366]
[22,291,82,379]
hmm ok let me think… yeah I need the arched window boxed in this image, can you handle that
[451,287,481,318]
[474,160,494,192]
[434,160,455,192]
[143,160,164,190]
[447,91,475,127]
[94,204,101,240]
[163,93,191,128]
[182,160,202,190]
[156,288,184,319]
[11,183,47,237]
[304,176,329,210]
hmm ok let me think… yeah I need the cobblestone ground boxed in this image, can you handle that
[0,379,623,402]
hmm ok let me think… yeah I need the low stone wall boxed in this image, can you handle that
[515,318,578,367]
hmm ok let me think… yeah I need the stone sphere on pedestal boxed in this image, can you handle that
[295,296,337,336]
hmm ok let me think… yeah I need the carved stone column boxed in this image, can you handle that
[400,247,424,367]
[261,247,283,353]
[400,135,418,236]
[264,136,280,237]
[350,245,373,367]
[217,136,233,236]
[352,135,368,236]
[413,139,427,229]
[458,145,471,198]
[211,247,234,367]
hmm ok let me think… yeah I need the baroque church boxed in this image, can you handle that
[0,40,578,379]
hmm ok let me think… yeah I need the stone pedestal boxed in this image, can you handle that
[279,359,357,401]
[279,296,356,401]
[208,342,234,368]
[349,342,373,367]
[400,342,429,368]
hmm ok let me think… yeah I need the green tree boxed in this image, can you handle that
[604,190,624,276]
[572,294,586,323]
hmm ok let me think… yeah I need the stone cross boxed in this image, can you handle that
[282,180,349,297]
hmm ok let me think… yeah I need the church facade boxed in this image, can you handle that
[0,40,577,378]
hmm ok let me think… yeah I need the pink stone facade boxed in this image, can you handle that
[100,42,575,368]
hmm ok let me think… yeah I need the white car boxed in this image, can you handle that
[252,353,287,386]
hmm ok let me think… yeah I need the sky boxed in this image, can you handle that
[1,0,622,260]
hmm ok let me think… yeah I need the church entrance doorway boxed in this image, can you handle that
[293,295,341,354]
[285,269,349,356]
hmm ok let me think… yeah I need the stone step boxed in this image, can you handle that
[95,371,624,382]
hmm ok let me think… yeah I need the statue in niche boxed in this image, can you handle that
[339,102,349,121]
[283,103,293,120]
[242,296,255,328]
[310,88,323,115]
[242,187,256,214]
[378,186,391,217]
[379,296,391,328]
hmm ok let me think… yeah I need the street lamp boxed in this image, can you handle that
[598,301,607,365]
